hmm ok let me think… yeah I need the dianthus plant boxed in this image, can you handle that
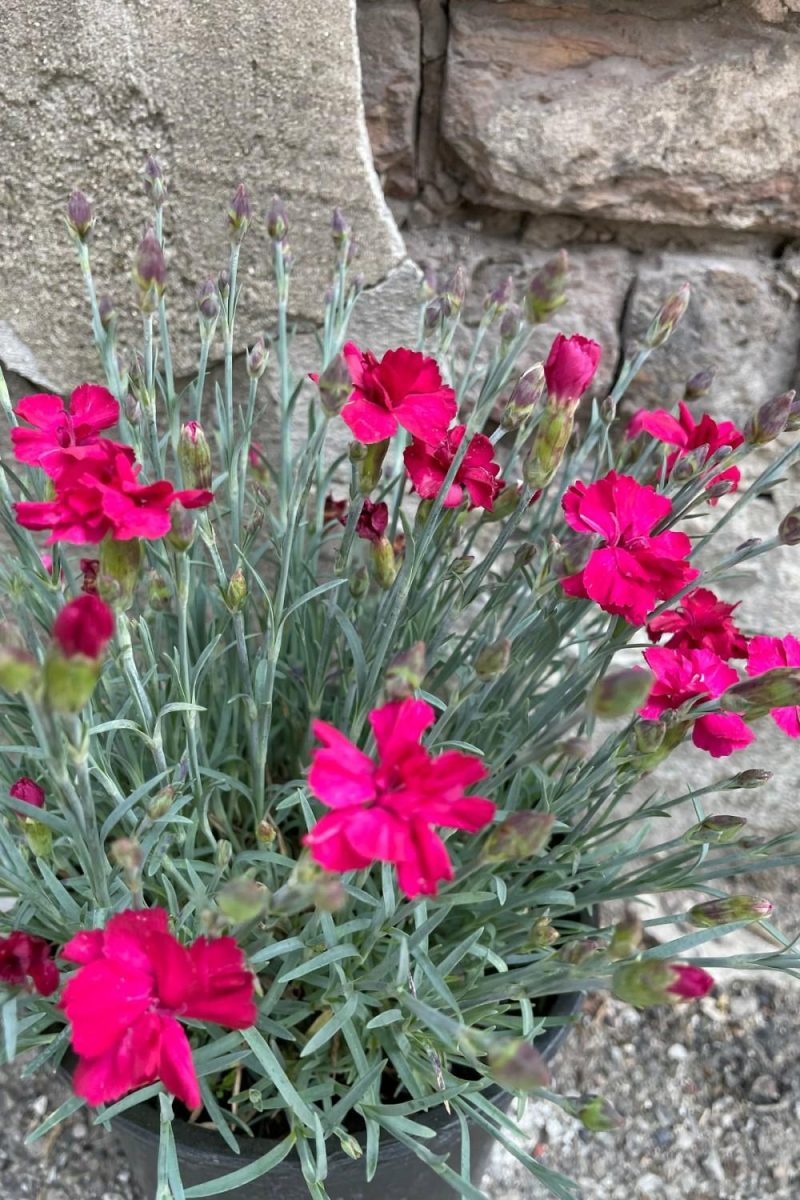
[1,166,800,1200]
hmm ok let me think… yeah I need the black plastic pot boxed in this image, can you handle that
[105,990,583,1200]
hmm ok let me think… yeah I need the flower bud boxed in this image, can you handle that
[22,819,53,859]
[484,275,513,318]
[574,1094,625,1133]
[46,596,114,713]
[523,404,575,489]
[612,959,714,1008]
[544,334,602,407]
[705,477,736,500]
[644,282,690,349]
[559,937,605,966]
[0,632,39,695]
[225,568,248,613]
[214,839,233,870]
[218,879,270,924]
[317,353,353,417]
[197,278,220,327]
[97,295,116,334]
[110,838,143,890]
[10,777,45,810]
[370,537,396,590]
[502,364,546,430]
[423,298,445,338]
[166,500,196,553]
[745,390,795,445]
[134,228,166,313]
[227,182,252,243]
[256,817,278,845]
[358,438,390,494]
[684,814,747,845]
[247,336,268,380]
[528,917,559,949]
[487,1038,550,1092]
[786,391,800,432]
[443,264,467,317]
[147,786,176,821]
[314,874,347,913]
[499,303,522,348]
[591,667,654,718]
[385,642,426,701]
[338,1132,363,1161]
[266,195,289,242]
[684,369,714,402]
[331,206,351,253]
[178,421,213,491]
[448,554,474,577]
[481,484,523,523]
[349,564,370,599]
[524,250,569,325]
[719,666,800,717]
[550,531,594,580]
[66,190,94,242]
[687,895,773,928]
[482,812,555,863]
[609,915,644,961]
[418,267,437,304]
[124,393,141,426]
[147,570,172,612]
[143,156,167,208]
[475,638,511,681]
[98,536,143,611]
[778,507,800,546]
[726,768,772,789]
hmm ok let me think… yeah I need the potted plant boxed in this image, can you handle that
[1,162,799,1200]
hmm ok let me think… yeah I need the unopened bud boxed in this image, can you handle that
[318,353,353,417]
[178,422,212,490]
[134,229,166,313]
[418,267,437,304]
[684,815,747,845]
[227,182,252,243]
[358,438,390,494]
[314,875,347,913]
[591,668,653,718]
[484,275,513,318]
[524,250,569,325]
[218,879,270,924]
[550,531,594,579]
[225,568,248,613]
[574,1095,625,1133]
[247,336,268,380]
[215,839,233,869]
[98,536,143,611]
[779,507,800,545]
[146,570,171,612]
[443,265,467,316]
[349,564,370,599]
[609,915,644,961]
[197,278,220,327]
[786,391,800,432]
[720,667,800,717]
[385,642,426,701]
[147,787,176,821]
[67,190,94,241]
[684,369,714,402]
[644,282,690,349]
[705,477,736,500]
[338,1132,363,1161]
[487,1038,550,1092]
[559,937,605,966]
[499,303,522,348]
[502,364,546,430]
[370,537,396,589]
[266,195,289,242]
[528,917,559,949]
[143,156,167,208]
[612,959,714,1008]
[482,812,555,863]
[256,818,278,845]
[687,895,773,928]
[166,501,196,553]
[331,206,351,249]
[449,555,474,577]
[745,390,795,445]
[523,404,575,489]
[475,638,511,681]
[22,819,53,859]
[726,768,772,789]
[0,638,39,696]
[423,298,445,338]
[110,838,143,891]
[97,295,116,333]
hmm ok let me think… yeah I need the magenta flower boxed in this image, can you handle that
[60,908,256,1109]
[15,439,213,544]
[627,402,744,500]
[340,343,457,445]
[746,634,800,738]
[303,699,495,897]
[404,425,504,511]
[11,385,118,473]
[641,646,754,758]
[560,472,699,625]
[0,932,59,997]
[543,334,602,405]
[53,595,115,660]
[9,777,45,810]
[667,963,715,1000]
[647,588,748,661]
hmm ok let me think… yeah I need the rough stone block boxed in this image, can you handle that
[357,0,421,197]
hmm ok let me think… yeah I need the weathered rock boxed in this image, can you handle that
[357,0,421,198]
[0,0,404,392]
[443,0,800,234]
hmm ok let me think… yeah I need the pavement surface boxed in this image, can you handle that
[2,979,798,1200]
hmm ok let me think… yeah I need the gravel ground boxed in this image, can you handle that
[2,979,798,1200]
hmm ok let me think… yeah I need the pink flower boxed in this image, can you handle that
[0,931,59,997]
[627,403,744,500]
[340,343,457,445]
[404,425,504,511]
[53,595,115,659]
[11,385,118,472]
[667,963,714,1000]
[543,334,602,404]
[60,908,256,1109]
[355,498,389,544]
[15,439,213,544]
[647,588,748,660]
[641,646,754,757]
[560,472,699,625]
[303,699,495,897]
[9,777,45,809]
[746,634,800,738]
